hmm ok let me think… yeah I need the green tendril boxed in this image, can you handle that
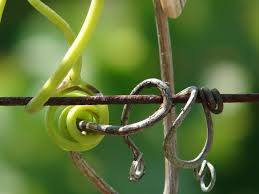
[46,82,109,151]
[27,0,82,82]
[26,0,104,113]
[29,0,108,151]
[1,0,108,151]
[0,0,6,22]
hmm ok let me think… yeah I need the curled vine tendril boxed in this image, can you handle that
[0,0,108,150]
[25,0,104,113]
[24,0,107,150]
[46,82,109,151]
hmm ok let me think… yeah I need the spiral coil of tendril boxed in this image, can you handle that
[46,81,109,151]
[0,0,108,151]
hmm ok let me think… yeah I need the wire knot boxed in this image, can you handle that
[199,87,224,114]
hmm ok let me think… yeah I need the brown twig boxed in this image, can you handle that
[153,1,179,194]
[69,152,118,194]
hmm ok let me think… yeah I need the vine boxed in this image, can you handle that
[25,0,104,113]
[0,0,108,151]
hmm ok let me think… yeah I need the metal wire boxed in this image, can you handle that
[164,87,223,168]
[79,79,173,136]
[194,160,216,193]
[1,93,259,106]
[78,78,173,181]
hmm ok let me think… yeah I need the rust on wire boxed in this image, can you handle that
[1,93,259,106]
[79,78,173,136]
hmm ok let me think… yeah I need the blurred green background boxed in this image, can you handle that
[0,0,258,194]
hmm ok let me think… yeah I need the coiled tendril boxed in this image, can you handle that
[46,81,109,151]
[0,0,108,151]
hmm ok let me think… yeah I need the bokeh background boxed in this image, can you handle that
[0,0,258,194]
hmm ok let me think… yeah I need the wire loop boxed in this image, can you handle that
[194,160,216,192]
[164,87,223,192]
[79,78,173,135]
[129,153,145,181]
[79,78,173,181]
[123,135,145,182]
[120,78,173,181]
[164,86,215,169]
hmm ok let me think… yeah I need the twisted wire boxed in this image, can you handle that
[199,87,224,114]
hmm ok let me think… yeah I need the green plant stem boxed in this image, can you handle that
[26,0,104,113]
[0,0,6,22]
[27,0,82,82]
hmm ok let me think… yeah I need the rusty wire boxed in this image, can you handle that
[79,78,173,136]
[1,93,259,106]
[77,78,173,182]
[75,78,225,193]
[116,78,172,182]
[62,77,227,194]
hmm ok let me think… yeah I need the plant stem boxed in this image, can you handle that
[0,0,6,22]
[69,152,118,194]
[27,0,82,82]
[26,0,104,113]
[153,1,179,194]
